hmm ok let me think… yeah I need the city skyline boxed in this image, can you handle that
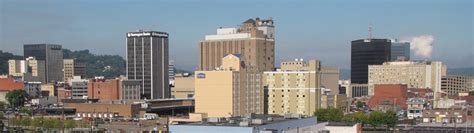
[1,0,473,71]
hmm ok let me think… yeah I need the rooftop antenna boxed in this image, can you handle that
[368,23,373,39]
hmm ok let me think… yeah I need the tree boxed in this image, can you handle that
[64,119,76,129]
[32,117,44,128]
[20,107,32,116]
[5,90,28,108]
[353,111,368,124]
[314,108,344,122]
[20,117,31,127]
[382,111,398,130]
[368,111,385,128]
[0,101,6,110]
[356,101,364,109]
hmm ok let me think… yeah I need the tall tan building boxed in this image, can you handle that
[368,61,446,96]
[441,75,473,96]
[198,17,275,72]
[64,59,86,82]
[263,59,340,116]
[195,54,262,117]
[8,60,25,77]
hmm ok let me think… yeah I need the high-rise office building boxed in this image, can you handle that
[63,59,86,82]
[126,31,170,99]
[390,41,410,61]
[24,44,63,83]
[198,17,275,72]
[195,54,263,117]
[350,39,410,84]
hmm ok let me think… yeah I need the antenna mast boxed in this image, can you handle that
[368,23,373,39]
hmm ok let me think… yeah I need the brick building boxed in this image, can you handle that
[57,87,72,101]
[0,77,24,102]
[65,102,141,119]
[88,78,120,101]
[368,84,408,110]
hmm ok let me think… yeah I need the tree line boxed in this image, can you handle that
[314,108,397,130]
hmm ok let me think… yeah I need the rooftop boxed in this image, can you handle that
[174,114,315,127]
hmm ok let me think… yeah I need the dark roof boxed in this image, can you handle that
[243,19,256,24]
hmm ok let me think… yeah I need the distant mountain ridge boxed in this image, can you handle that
[0,50,23,75]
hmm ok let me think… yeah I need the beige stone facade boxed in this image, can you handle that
[263,59,340,116]
[8,60,24,77]
[198,18,274,72]
[441,75,473,96]
[195,54,263,117]
[171,75,195,99]
[368,61,446,96]
[40,83,55,96]
[64,59,86,82]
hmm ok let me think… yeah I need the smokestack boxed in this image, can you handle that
[404,35,434,59]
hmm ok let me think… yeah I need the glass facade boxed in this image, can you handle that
[24,44,63,83]
[351,39,391,84]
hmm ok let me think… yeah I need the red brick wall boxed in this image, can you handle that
[58,88,72,100]
[0,77,24,91]
[368,84,408,109]
[88,79,120,101]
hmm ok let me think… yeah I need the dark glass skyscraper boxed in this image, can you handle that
[350,39,411,84]
[126,31,170,99]
[351,39,392,84]
[24,44,63,83]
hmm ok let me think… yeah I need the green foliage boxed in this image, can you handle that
[469,91,474,96]
[353,111,368,124]
[10,117,21,126]
[356,101,364,109]
[368,111,385,127]
[20,117,31,126]
[20,107,32,116]
[382,111,398,128]
[314,108,344,122]
[0,50,23,75]
[63,49,125,78]
[0,101,6,110]
[64,119,76,129]
[32,117,44,128]
[5,90,28,108]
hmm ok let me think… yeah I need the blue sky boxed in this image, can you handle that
[1,0,472,70]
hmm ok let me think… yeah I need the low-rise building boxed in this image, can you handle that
[441,75,473,96]
[88,77,120,101]
[169,115,319,133]
[0,77,24,102]
[171,74,194,99]
[323,122,362,133]
[57,87,72,101]
[407,98,426,119]
[66,102,141,119]
[339,81,369,98]
[40,83,55,96]
[24,81,42,98]
[368,84,408,111]
[422,109,471,124]
[70,76,88,99]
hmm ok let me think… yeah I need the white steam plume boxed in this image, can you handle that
[405,35,434,58]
